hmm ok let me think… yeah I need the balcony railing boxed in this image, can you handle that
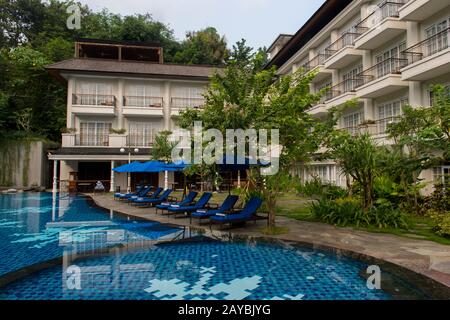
[340,116,402,136]
[357,58,408,86]
[171,97,205,108]
[127,132,160,147]
[299,53,328,73]
[329,78,363,99]
[325,32,362,57]
[123,96,163,108]
[354,1,408,34]
[75,134,110,146]
[402,27,450,64]
[72,94,116,106]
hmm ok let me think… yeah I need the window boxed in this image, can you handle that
[126,84,162,107]
[316,79,333,102]
[429,84,450,106]
[76,82,114,106]
[375,42,407,77]
[377,97,408,133]
[306,165,335,184]
[425,19,449,56]
[343,65,363,92]
[79,122,111,146]
[433,166,450,187]
[171,87,205,108]
[343,112,363,134]
[128,122,162,147]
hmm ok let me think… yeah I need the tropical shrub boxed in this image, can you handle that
[295,177,324,198]
[310,197,409,229]
[427,210,450,237]
[310,197,366,227]
[369,201,409,229]
[323,185,348,200]
[424,184,450,236]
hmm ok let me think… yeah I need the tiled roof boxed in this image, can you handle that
[46,58,222,80]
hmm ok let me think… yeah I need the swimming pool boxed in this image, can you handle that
[0,192,431,300]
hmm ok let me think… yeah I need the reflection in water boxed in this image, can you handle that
[0,192,185,278]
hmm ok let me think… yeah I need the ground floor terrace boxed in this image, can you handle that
[90,192,450,296]
[48,148,247,193]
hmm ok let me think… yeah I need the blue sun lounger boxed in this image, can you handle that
[190,195,239,224]
[114,185,144,200]
[133,189,173,207]
[155,191,198,214]
[209,197,265,227]
[116,185,152,201]
[165,192,212,217]
[130,187,163,205]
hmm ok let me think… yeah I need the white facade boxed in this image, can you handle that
[272,0,450,192]
[47,42,214,193]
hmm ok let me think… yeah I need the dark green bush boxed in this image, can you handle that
[310,197,409,229]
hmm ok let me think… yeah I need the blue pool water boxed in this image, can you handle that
[0,192,429,300]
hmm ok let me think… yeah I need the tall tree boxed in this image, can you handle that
[178,41,324,227]
[173,27,228,65]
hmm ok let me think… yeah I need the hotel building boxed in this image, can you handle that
[47,39,219,192]
[267,0,450,192]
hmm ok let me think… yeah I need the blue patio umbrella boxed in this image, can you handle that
[140,160,167,172]
[162,160,190,172]
[113,161,144,173]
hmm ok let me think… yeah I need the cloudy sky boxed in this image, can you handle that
[77,0,326,49]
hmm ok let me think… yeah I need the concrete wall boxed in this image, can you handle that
[0,140,49,188]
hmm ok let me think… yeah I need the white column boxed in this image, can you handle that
[67,77,74,128]
[363,98,375,120]
[362,50,371,71]
[164,170,169,190]
[237,170,241,188]
[110,160,115,192]
[164,81,171,131]
[117,79,124,129]
[409,81,422,107]
[406,22,420,48]
[52,160,59,193]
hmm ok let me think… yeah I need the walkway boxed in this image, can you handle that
[91,194,450,292]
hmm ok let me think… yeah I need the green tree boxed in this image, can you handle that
[173,27,228,65]
[326,132,380,211]
[386,85,450,213]
[178,41,324,227]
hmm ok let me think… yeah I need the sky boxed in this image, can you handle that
[77,0,326,50]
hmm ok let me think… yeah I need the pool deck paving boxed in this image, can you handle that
[91,194,450,291]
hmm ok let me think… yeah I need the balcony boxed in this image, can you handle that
[127,132,159,147]
[71,94,116,116]
[325,79,362,107]
[324,32,364,69]
[401,28,450,81]
[61,132,158,148]
[356,58,409,98]
[340,118,399,143]
[399,0,449,21]
[308,91,333,117]
[354,1,408,50]
[170,97,205,116]
[299,54,333,82]
[75,134,110,147]
[122,96,164,117]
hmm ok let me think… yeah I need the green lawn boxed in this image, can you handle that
[275,193,450,245]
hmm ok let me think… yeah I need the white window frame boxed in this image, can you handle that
[79,121,112,146]
[377,97,408,133]
[424,18,449,57]
[128,122,162,147]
